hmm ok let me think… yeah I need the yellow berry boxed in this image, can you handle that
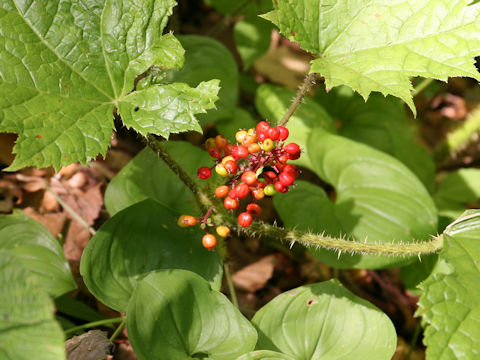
[235,130,248,143]
[205,138,216,149]
[262,138,274,152]
[216,225,230,238]
[215,163,229,177]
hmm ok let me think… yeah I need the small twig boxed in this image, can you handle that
[45,181,96,236]
[109,318,126,342]
[411,77,434,97]
[64,317,124,335]
[223,263,239,308]
[278,73,318,127]
[405,321,422,360]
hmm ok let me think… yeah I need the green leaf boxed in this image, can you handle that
[80,199,223,312]
[255,84,336,169]
[166,35,238,124]
[237,350,295,360]
[119,80,220,137]
[234,16,273,70]
[252,279,397,360]
[263,0,480,114]
[315,86,435,191]
[0,250,65,360]
[0,211,75,297]
[55,295,106,323]
[276,129,437,269]
[434,169,480,230]
[104,141,212,216]
[399,254,438,295]
[0,0,219,171]
[204,0,271,15]
[127,269,257,360]
[417,210,480,359]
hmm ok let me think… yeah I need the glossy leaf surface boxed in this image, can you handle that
[81,200,223,312]
[252,279,396,360]
[0,211,75,297]
[127,269,257,360]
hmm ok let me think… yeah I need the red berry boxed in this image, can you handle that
[284,164,298,177]
[197,167,212,180]
[256,121,270,135]
[233,183,249,199]
[278,171,295,187]
[224,196,239,210]
[257,132,268,142]
[287,151,301,160]
[284,143,300,155]
[278,154,289,163]
[215,135,228,149]
[208,147,221,158]
[177,215,198,227]
[277,126,289,141]
[224,160,238,174]
[267,127,280,141]
[231,145,249,159]
[215,185,229,198]
[202,233,217,250]
[241,171,257,185]
[224,143,235,156]
[264,171,278,180]
[238,212,253,227]
[246,203,262,216]
[274,181,288,193]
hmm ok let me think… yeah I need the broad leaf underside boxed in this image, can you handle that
[0,0,219,170]
[263,0,480,114]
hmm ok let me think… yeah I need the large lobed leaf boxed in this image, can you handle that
[0,250,65,360]
[417,210,480,359]
[262,0,480,113]
[0,0,219,170]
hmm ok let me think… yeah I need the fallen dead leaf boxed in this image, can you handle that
[232,254,277,292]
[23,207,67,238]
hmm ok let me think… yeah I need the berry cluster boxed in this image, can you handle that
[178,121,301,249]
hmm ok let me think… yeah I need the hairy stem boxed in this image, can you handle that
[278,73,318,127]
[145,137,443,256]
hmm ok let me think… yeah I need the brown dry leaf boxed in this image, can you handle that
[253,32,312,89]
[67,172,88,188]
[231,254,277,292]
[23,207,66,238]
[59,163,80,178]
[41,190,60,212]
[65,330,113,360]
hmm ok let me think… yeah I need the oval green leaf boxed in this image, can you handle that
[237,350,295,360]
[276,129,437,269]
[252,279,396,360]
[417,210,480,360]
[0,211,75,297]
[234,16,273,70]
[80,199,223,312]
[127,269,257,360]
[0,250,65,360]
[105,141,212,216]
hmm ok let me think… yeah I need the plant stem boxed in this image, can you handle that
[45,181,96,236]
[64,317,125,335]
[223,263,239,308]
[412,78,434,97]
[434,105,480,165]
[405,321,422,360]
[278,73,317,127]
[109,318,126,342]
[145,137,444,257]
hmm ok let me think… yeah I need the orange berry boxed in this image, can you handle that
[215,134,228,149]
[177,215,198,228]
[241,171,257,185]
[202,233,217,250]
[215,185,229,198]
[248,143,261,153]
[243,134,257,146]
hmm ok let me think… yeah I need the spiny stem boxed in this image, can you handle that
[278,73,318,127]
[412,78,435,97]
[146,136,443,256]
[64,317,125,335]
